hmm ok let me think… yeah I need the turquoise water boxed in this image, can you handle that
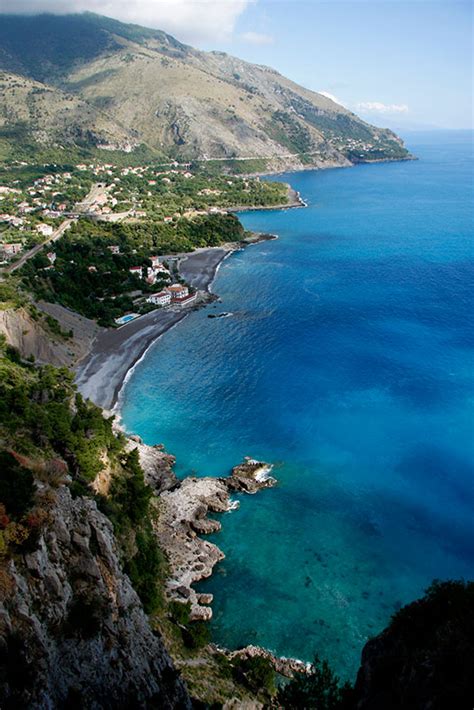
[121,131,474,679]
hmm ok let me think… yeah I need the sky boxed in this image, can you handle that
[0,0,472,129]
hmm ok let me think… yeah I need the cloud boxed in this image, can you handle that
[0,0,253,44]
[240,30,274,45]
[318,91,344,106]
[356,101,409,114]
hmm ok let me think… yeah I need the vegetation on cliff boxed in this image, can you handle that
[0,345,190,705]
[0,337,163,611]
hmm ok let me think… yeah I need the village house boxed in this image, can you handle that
[1,243,22,257]
[107,245,121,254]
[1,213,23,227]
[167,284,189,301]
[129,266,143,278]
[46,252,56,265]
[0,186,21,194]
[146,290,172,307]
[18,201,34,214]
[146,268,158,285]
[150,256,169,272]
[36,223,54,237]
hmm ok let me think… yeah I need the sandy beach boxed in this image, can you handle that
[179,247,229,291]
[74,247,232,410]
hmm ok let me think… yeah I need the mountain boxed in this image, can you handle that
[0,13,411,169]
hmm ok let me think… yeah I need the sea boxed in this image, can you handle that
[120,131,474,679]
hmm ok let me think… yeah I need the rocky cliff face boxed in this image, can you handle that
[0,303,99,368]
[0,485,191,709]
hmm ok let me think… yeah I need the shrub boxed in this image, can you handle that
[277,655,352,710]
[125,527,164,614]
[169,600,191,626]
[233,656,276,695]
[0,452,35,518]
[181,620,211,650]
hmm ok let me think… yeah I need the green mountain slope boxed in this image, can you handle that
[0,13,411,169]
[0,71,136,152]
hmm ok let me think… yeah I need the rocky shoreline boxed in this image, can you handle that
[152,458,276,621]
[129,442,310,680]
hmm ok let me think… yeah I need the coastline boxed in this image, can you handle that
[227,183,306,212]
[74,248,226,411]
[74,232,277,412]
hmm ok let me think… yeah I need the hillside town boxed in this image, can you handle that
[0,159,287,263]
[0,160,289,327]
[1,159,289,326]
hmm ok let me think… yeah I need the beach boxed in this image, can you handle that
[74,229,280,411]
[74,246,236,410]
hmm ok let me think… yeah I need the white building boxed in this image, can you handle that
[147,290,172,306]
[46,252,56,264]
[150,256,169,273]
[36,223,54,237]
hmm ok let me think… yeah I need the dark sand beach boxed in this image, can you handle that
[74,247,230,410]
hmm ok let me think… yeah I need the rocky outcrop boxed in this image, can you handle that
[154,477,228,621]
[228,458,277,494]
[155,459,276,621]
[226,645,309,679]
[125,435,178,494]
[0,485,191,709]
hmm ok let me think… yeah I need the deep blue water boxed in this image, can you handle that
[121,131,474,679]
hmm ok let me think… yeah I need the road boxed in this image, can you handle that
[2,182,109,275]
[74,182,108,213]
[5,219,74,274]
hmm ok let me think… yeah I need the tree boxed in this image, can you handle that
[278,655,353,710]
[0,452,35,519]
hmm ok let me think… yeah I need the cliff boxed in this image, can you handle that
[1,486,191,709]
[0,302,99,369]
